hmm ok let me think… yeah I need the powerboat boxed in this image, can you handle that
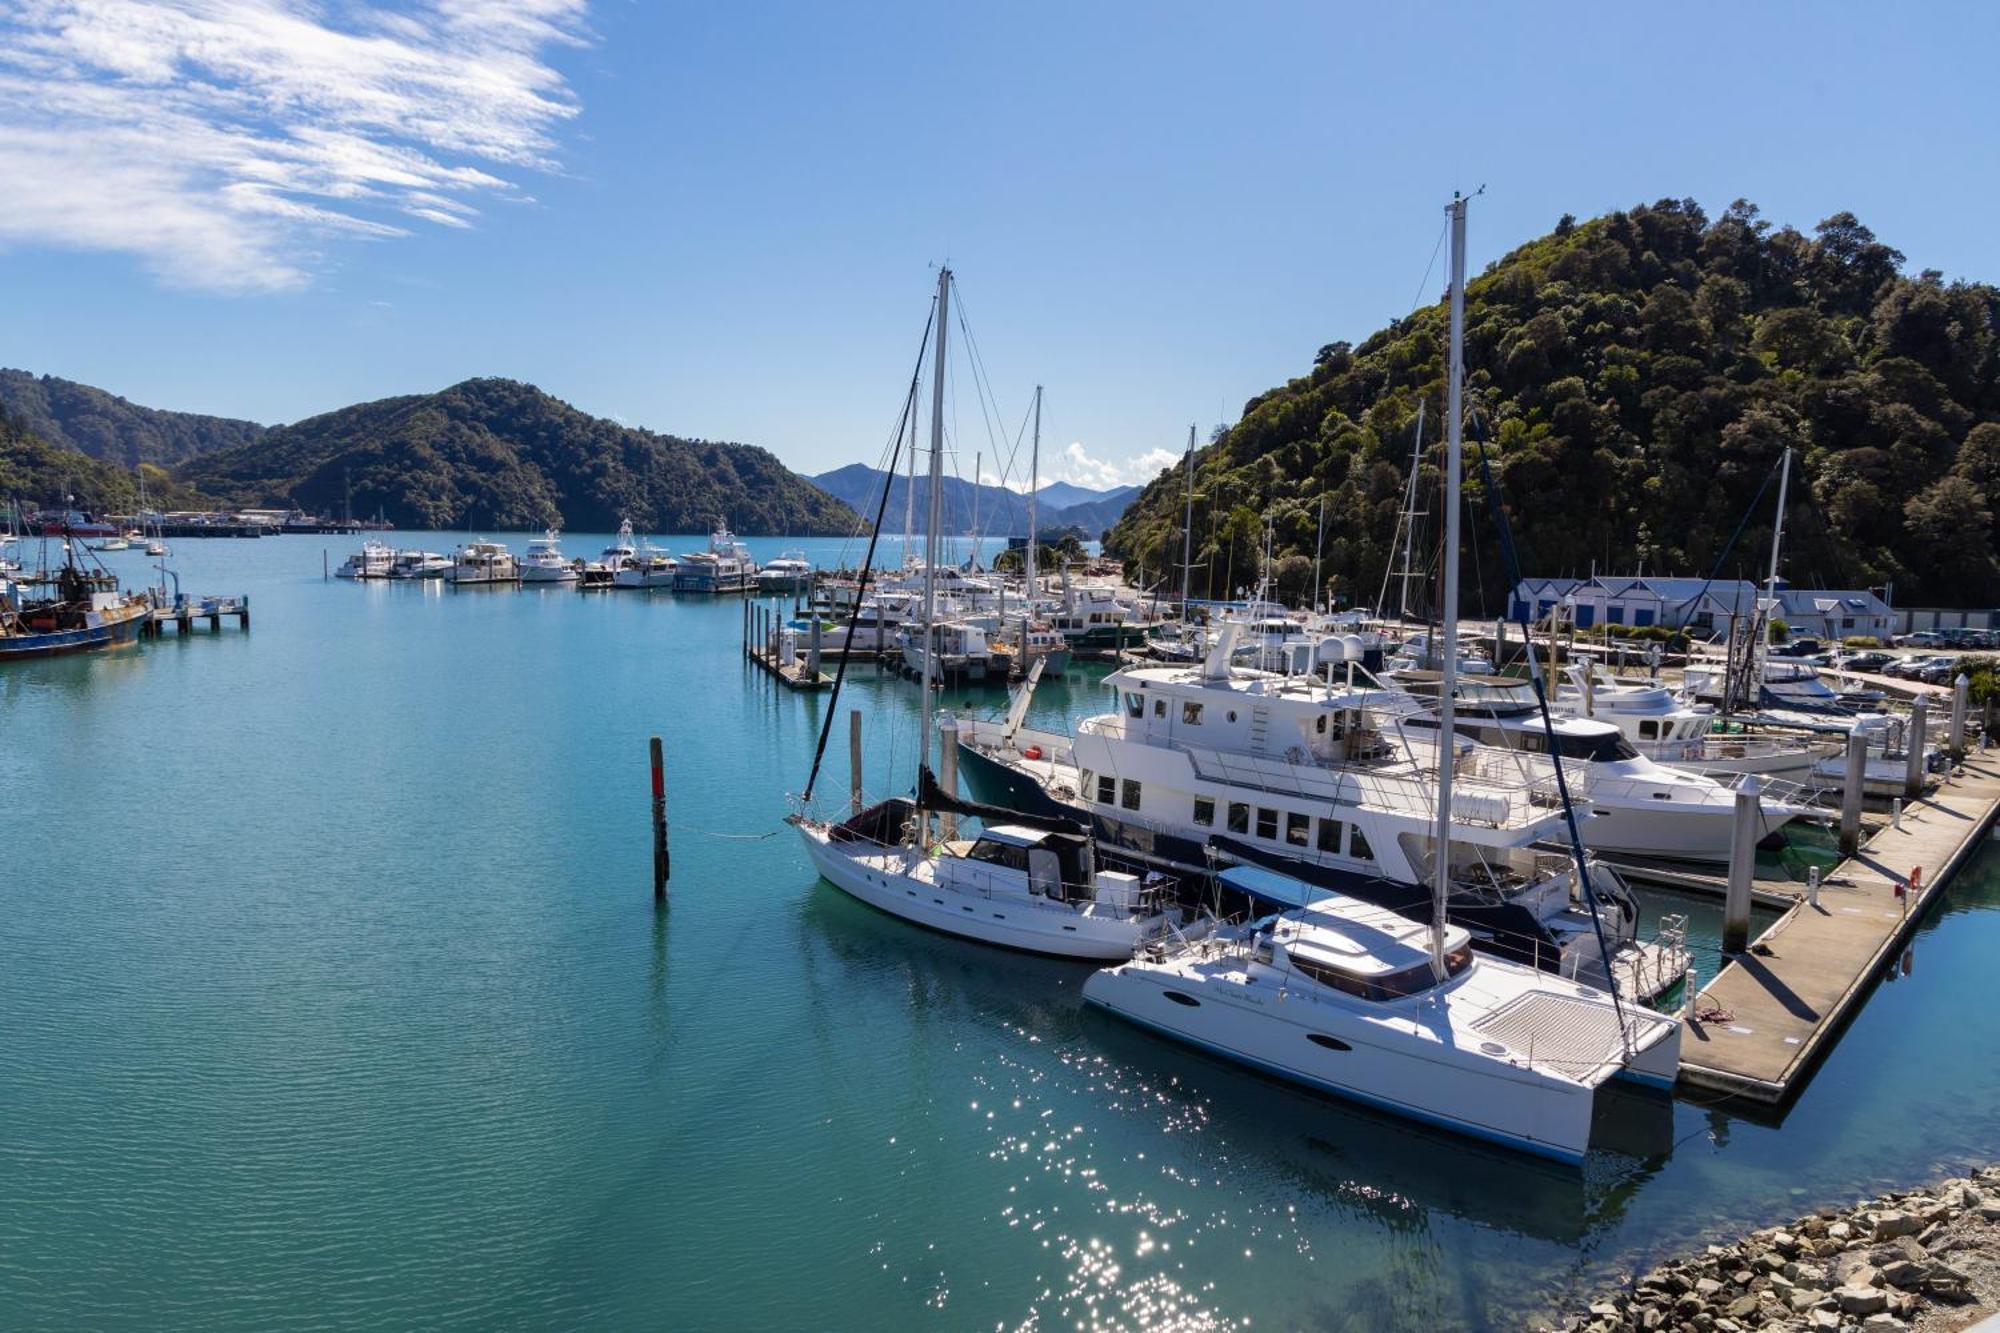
[388,550,452,580]
[756,550,813,594]
[612,538,678,589]
[1085,865,1681,1163]
[450,541,519,585]
[520,529,578,583]
[336,541,395,580]
[674,523,757,594]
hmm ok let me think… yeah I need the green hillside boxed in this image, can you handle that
[0,369,266,468]
[1107,200,2000,608]
[0,409,210,516]
[185,378,860,534]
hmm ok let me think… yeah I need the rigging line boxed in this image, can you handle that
[952,296,1025,504]
[1466,409,1633,1037]
[1409,216,1451,313]
[802,297,937,804]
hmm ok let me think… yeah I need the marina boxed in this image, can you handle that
[7,532,2000,1331]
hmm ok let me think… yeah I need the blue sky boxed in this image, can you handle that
[1,1,1994,490]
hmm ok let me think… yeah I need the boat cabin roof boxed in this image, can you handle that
[977,824,1057,848]
[1219,867,1471,977]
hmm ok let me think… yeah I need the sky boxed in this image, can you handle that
[1,1,1995,493]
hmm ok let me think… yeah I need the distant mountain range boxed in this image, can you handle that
[0,369,266,468]
[809,465,1140,539]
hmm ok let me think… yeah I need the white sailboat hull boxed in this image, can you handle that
[796,822,1164,961]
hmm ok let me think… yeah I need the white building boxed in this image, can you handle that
[1510,576,1893,638]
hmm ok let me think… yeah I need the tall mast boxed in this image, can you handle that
[1758,446,1793,681]
[1312,494,1325,614]
[917,267,952,802]
[903,374,919,562]
[1432,193,1468,978]
[1400,403,1426,624]
[1179,423,1195,615]
[1027,386,1042,594]
[973,448,981,569]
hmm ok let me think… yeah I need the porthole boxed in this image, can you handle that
[1478,1040,1508,1055]
[1163,991,1200,1007]
[1307,1033,1351,1052]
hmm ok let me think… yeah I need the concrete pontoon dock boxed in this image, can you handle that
[1677,753,2000,1105]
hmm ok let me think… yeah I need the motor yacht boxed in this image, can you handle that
[520,529,579,583]
[387,550,452,580]
[336,541,395,580]
[674,524,757,594]
[757,550,813,595]
[450,541,519,585]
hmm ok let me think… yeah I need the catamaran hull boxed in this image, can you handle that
[1082,967,1599,1162]
[796,824,1151,961]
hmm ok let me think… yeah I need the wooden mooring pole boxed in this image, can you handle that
[1839,731,1868,856]
[650,735,669,900]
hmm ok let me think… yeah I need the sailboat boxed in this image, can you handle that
[788,268,1185,960]
[1083,195,1682,1162]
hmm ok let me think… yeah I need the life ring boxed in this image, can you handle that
[1022,745,1044,761]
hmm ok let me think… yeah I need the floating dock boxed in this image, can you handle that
[1677,753,2000,1105]
[745,643,830,690]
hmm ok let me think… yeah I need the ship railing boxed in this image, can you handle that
[1168,739,1553,831]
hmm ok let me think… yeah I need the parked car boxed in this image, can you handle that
[1895,631,1945,649]
[1772,638,1823,657]
[1839,651,1894,674]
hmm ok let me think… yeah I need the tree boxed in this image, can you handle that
[1903,476,2000,603]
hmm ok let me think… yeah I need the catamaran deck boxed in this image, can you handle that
[1677,752,2000,1104]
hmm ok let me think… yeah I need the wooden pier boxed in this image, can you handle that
[742,601,831,690]
[745,642,831,690]
[144,594,251,636]
[1677,752,2000,1105]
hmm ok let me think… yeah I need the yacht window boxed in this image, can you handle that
[1121,779,1142,811]
[1227,711,1237,723]
[1317,818,1343,853]
[1291,943,1472,1000]
[1153,699,1166,719]
[1349,826,1374,861]
[1096,775,1116,804]
[1125,692,1144,718]
[1079,769,1093,796]
[1256,808,1278,840]
[1316,715,1327,734]
[1639,720,1659,740]
[1193,798,1215,827]
[1555,732,1640,762]
[1182,702,1203,725]
[1286,812,1310,847]
[1227,803,1250,835]
[964,840,1031,872]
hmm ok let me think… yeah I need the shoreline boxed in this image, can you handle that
[1545,1164,2000,1332]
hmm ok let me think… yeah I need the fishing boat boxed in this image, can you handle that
[336,540,395,579]
[30,508,118,539]
[449,541,519,585]
[756,550,813,594]
[0,548,150,660]
[585,520,640,583]
[1084,195,1681,1163]
[674,523,758,594]
[787,267,1184,960]
[520,529,579,584]
[388,550,452,580]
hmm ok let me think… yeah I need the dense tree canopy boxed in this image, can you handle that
[0,408,211,514]
[0,370,266,468]
[185,378,861,534]
[1107,201,2000,608]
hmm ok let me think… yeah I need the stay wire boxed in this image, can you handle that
[801,297,936,803]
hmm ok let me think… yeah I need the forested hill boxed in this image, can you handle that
[1106,201,2000,608]
[0,370,266,468]
[0,409,212,513]
[185,378,861,534]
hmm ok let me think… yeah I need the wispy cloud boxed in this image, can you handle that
[1047,441,1179,491]
[0,0,588,291]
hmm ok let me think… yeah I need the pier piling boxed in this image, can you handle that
[849,709,863,816]
[808,616,822,679]
[1906,696,1930,799]
[1723,776,1761,954]
[938,717,960,841]
[1839,731,1868,855]
[650,735,669,900]
[1950,673,1969,759]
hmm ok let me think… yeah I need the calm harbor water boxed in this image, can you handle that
[5,531,1998,1331]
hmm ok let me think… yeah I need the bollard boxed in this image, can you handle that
[650,735,669,900]
[1949,673,1969,760]
[1681,962,1699,1020]
[1495,616,1508,666]
[808,616,823,680]
[1839,731,1868,855]
[1807,864,1821,909]
[1723,777,1761,954]
[848,708,864,817]
[1892,796,1903,831]
[938,716,960,841]
[1905,695,1929,799]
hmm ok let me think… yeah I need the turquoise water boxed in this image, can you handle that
[4,531,1998,1330]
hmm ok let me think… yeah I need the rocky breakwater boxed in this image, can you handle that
[1553,1165,2000,1333]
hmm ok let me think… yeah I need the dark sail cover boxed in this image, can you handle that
[916,765,1088,840]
